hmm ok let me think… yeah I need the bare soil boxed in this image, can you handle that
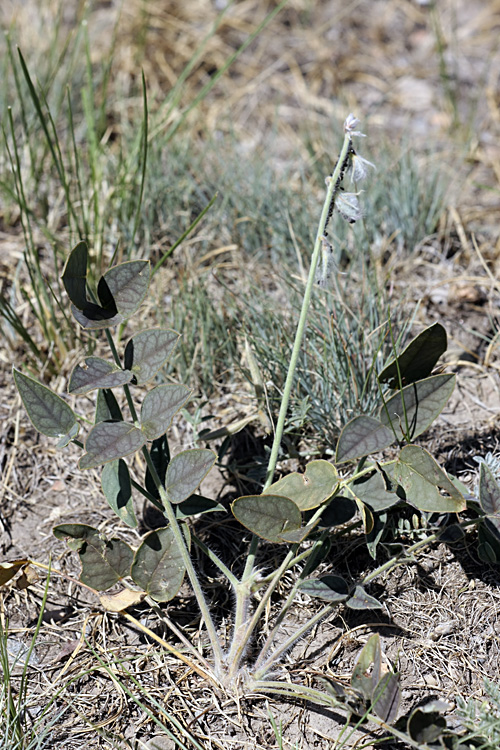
[1,0,500,748]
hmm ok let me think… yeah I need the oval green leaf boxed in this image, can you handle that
[79,421,146,470]
[379,373,455,440]
[56,422,80,448]
[131,526,187,602]
[61,241,88,310]
[378,322,447,388]
[278,520,320,543]
[231,494,302,543]
[124,328,180,384]
[264,460,339,511]
[407,703,448,744]
[53,524,133,591]
[101,260,150,318]
[336,416,394,463]
[13,368,79,441]
[165,449,216,504]
[71,303,122,330]
[351,633,381,699]
[140,384,191,440]
[372,672,401,724]
[350,470,400,512]
[347,585,383,610]
[393,445,466,513]
[68,357,132,394]
[101,459,137,528]
[366,511,388,560]
[95,388,123,423]
[175,495,225,519]
[299,575,349,602]
[145,433,169,500]
[318,496,357,527]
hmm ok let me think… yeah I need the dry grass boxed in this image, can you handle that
[2,0,500,748]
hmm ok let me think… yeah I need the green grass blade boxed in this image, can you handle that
[131,70,149,246]
[16,47,81,235]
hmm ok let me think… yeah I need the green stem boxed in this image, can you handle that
[252,532,330,672]
[238,134,353,592]
[253,601,333,679]
[191,535,239,588]
[263,131,353,491]
[361,516,480,587]
[141,446,224,669]
[227,545,298,675]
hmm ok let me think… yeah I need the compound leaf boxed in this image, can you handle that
[69,259,150,329]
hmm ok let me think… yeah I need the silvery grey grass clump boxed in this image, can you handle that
[455,679,500,749]
[11,114,500,746]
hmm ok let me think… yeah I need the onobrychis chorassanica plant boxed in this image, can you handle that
[10,115,500,744]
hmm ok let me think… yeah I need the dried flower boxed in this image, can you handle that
[344,113,366,137]
[350,152,376,183]
[316,235,336,288]
[336,191,363,223]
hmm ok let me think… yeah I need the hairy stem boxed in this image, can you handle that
[253,602,334,680]
[237,132,354,627]
[263,130,353,490]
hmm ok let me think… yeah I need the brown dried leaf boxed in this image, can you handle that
[99,588,145,612]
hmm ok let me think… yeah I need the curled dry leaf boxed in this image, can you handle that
[99,588,145,612]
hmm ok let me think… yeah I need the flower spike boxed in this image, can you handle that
[344,113,366,137]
